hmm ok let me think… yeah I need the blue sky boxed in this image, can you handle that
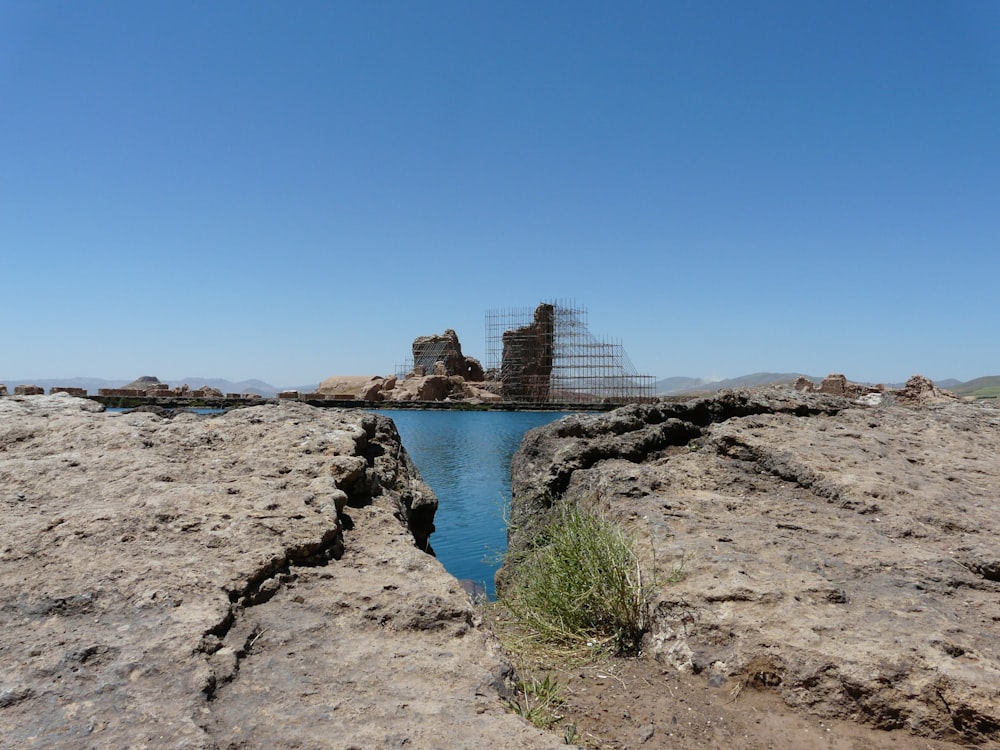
[2,1,998,387]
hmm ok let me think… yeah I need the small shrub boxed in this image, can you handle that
[498,502,652,656]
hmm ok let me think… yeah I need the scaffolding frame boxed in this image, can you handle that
[485,299,655,404]
[396,337,457,379]
[412,338,454,375]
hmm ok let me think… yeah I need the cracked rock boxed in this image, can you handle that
[0,395,566,749]
[503,386,1000,746]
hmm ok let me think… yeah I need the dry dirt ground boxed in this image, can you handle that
[542,655,968,750]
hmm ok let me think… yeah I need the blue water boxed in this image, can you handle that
[375,410,570,598]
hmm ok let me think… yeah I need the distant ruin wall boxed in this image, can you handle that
[501,303,554,402]
[487,300,655,404]
[50,387,88,397]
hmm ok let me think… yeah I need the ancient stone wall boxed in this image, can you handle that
[48,387,88,396]
[501,303,554,402]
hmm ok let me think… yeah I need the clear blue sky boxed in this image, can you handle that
[2,1,998,387]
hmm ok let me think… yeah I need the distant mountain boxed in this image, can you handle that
[707,372,813,390]
[653,373,987,397]
[0,376,284,397]
[176,377,282,397]
[654,376,713,395]
[656,372,813,395]
[936,378,962,389]
[950,376,1000,398]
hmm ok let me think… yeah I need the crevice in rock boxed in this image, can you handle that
[568,391,847,434]
[935,687,1000,742]
[519,391,848,509]
[533,419,704,503]
[963,559,1000,583]
[346,414,437,553]
[197,523,345,702]
[710,433,883,512]
[197,415,438,707]
[0,687,34,709]
[202,621,264,703]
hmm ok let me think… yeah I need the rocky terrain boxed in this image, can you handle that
[0,394,565,749]
[505,379,1000,747]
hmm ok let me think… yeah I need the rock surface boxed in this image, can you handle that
[316,374,387,400]
[505,386,1000,746]
[0,394,564,749]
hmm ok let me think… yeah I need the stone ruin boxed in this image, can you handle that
[500,303,554,402]
[794,373,961,406]
[792,373,880,400]
[893,374,963,405]
[97,376,225,399]
[486,301,655,403]
[410,329,484,381]
[316,329,497,403]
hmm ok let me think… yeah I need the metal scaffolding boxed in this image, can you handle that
[485,300,655,404]
[396,338,455,378]
[411,339,452,374]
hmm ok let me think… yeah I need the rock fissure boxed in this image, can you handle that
[710,432,862,509]
[198,524,345,692]
[205,530,343,629]
[510,390,849,551]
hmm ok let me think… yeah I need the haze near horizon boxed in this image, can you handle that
[2,1,997,386]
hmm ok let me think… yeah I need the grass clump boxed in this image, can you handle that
[498,502,653,657]
[506,672,565,729]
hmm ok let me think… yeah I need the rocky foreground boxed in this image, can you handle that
[0,395,564,749]
[506,385,1000,746]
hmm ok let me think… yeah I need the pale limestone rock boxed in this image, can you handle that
[504,387,1000,745]
[0,395,566,750]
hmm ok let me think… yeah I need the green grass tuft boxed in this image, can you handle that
[498,502,653,657]
[506,672,565,729]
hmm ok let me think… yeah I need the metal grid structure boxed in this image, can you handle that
[395,339,454,378]
[411,338,452,375]
[485,300,655,404]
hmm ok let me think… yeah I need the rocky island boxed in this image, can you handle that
[0,394,564,749]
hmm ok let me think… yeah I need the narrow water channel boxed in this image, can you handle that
[375,410,569,598]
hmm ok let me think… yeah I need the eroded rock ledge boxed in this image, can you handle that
[504,387,1000,746]
[0,394,564,749]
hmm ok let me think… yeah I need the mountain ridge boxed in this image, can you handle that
[0,376,292,398]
